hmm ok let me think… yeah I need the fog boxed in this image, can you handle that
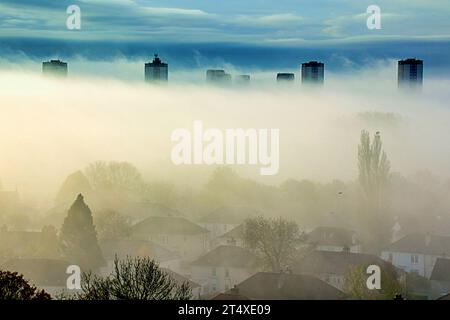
[0,60,449,206]
[2,58,450,300]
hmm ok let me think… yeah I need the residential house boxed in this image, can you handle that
[99,238,181,275]
[198,206,259,239]
[0,228,42,259]
[293,250,398,291]
[305,226,361,253]
[380,233,450,278]
[430,258,450,299]
[224,272,345,300]
[131,216,209,261]
[191,245,260,296]
[212,287,250,300]
[1,258,73,297]
[161,268,202,299]
[216,224,245,248]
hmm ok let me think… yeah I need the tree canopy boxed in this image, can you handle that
[243,216,300,272]
[0,270,51,300]
[60,194,105,270]
[79,256,191,300]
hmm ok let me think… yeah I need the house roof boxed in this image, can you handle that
[230,272,344,300]
[1,258,69,287]
[161,268,200,289]
[99,238,179,262]
[383,234,450,255]
[430,258,450,281]
[219,224,244,239]
[293,250,396,276]
[306,226,359,247]
[198,206,260,225]
[191,245,259,268]
[437,293,450,300]
[0,230,42,257]
[212,289,250,300]
[119,202,183,223]
[132,216,209,236]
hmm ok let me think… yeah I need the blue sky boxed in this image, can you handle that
[1,0,450,72]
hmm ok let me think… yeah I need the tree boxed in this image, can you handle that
[59,194,105,270]
[243,216,300,272]
[84,161,144,194]
[0,270,51,300]
[94,209,131,240]
[358,130,391,210]
[55,171,93,205]
[35,225,60,258]
[358,130,391,248]
[344,263,405,300]
[79,256,191,300]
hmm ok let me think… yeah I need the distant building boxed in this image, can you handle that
[206,70,232,85]
[42,60,68,77]
[430,258,450,298]
[398,58,423,89]
[277,73,295,83]
[198,206,259,243]
[235,75,250,85]
[293,250,398,291]
[145,54,168,83]
[305,227,362,253]
[161,268,202,299]
[302,61,324,85]
[224,272,345,300]
[1,258,73,296]
[217,224,245,248]
[380,233,450,278]
[99,238,181,275]
[191,245,260,296]
[131,216,209,261]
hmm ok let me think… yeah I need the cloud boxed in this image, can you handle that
[0,1,449,44]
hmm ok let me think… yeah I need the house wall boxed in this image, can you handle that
[381,251,443,278]
[200,223,239,239]
[136,233,208,261]
[216,236,245,248]
[191,265,253,296]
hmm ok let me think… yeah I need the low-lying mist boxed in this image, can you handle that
[0,60,449,211]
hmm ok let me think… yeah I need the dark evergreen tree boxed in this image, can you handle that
[60,194,105,270]
[0,271,51,300]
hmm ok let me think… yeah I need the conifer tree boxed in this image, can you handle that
[60,194,105,270]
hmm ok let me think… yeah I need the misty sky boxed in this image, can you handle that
[1,0,450,74]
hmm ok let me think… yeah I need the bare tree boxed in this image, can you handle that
[243,216,300,272]
[79,256,191,300]
[85,161,144,193]
[94,209,131,240]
